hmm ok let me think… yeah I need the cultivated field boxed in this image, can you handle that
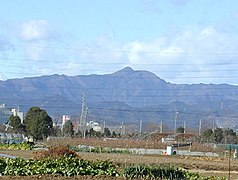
[0,137,237,179]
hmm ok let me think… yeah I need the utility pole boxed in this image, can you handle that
[212,119,215,132]
[199,119,202,135]
[160,120,163,133]
[183,120,186,134]
[120,121,125,135]
[103,120,106,133]
[174,112,178,133]
[79,92,88,138]
[139,119,142,134]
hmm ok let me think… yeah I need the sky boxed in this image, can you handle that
[1,0,238,84]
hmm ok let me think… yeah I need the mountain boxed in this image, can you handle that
[1,67,238,130]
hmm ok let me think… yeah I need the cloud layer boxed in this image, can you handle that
[1,18,238,85]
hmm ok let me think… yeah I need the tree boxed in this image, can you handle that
[111,131,117,138]
[223,128,236,144]
[24,107,53,140]
[9,115,25,133]
[62,120,74,137]
[103,127,111,137]
[213,128,223,143]
[201,129,213,143]
[176,126,185,133]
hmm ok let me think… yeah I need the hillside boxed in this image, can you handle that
[1,67,238,130]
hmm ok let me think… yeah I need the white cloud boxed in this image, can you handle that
[69,26,238,84]
[19,20,50,41]
[55,26,238,84]
[9,23,238,85]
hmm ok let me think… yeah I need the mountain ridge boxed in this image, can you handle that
[1,67,238,130]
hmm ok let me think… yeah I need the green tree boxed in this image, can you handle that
[24,107,53,140]
[223,128,236,144]
[202,129,213,143]
[111,131,117,138]
[62,120,74,137]
[103,127,111,137]
[9,115,25,134]
[213,128,223,143]
[176,126,185,133]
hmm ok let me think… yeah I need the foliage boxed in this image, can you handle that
[62,120,74,137]
[0,146,225,179]
[0,158,6,173]
[8,115,25,134]
[70,145,131,154]
[33,146,78,160]
[213,128,223,143]
[223,128,237,144]
[202,129,214,143]
[24,107,53,140]
[123,165,225,180]
[176,126,185,133]
[103,127,111,137]
[0,143,32,150]
[201,128,237,144]
[111,131,118,138]
[1,155,119,177]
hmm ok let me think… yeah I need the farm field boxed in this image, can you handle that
[0,137,237,179]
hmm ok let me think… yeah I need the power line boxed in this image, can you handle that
[9,103,238,119]
[1,42,238,56]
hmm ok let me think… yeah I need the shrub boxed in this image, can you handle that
[33,146,78,160]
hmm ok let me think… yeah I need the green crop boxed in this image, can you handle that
[1,155,119,177]
[70,145,131,154]
[0,143,32,150]
[123,165,226,180]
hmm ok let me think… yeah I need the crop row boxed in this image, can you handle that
[0,155,119,177]
[70,145,131,154]
[0,143,32,150]
[0,155,225,179]
[123,165,226,180]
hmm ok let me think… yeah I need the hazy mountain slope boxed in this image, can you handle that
[1,67,238,129]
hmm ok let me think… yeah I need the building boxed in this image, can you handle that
[0,104,24,124]
[61,115,71,131]
[87,121,102,132]
[11,108,24,123]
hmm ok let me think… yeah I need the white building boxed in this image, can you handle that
[0,104,24,124]
[87,121,102,132]
[61,115,71,131]
[11,108,24,123]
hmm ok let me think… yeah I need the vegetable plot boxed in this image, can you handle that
[0,155,119,177]
[0,156,226,179]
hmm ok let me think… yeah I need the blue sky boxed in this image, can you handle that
[1,0,238,84]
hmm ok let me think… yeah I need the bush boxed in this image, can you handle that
[33,146,78,160]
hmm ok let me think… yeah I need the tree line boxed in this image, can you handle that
[200,128,237,144]
[7,106,120,141]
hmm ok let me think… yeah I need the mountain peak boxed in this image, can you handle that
[112,67,134,75]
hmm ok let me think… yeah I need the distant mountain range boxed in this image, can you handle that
[1,67,238,131]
